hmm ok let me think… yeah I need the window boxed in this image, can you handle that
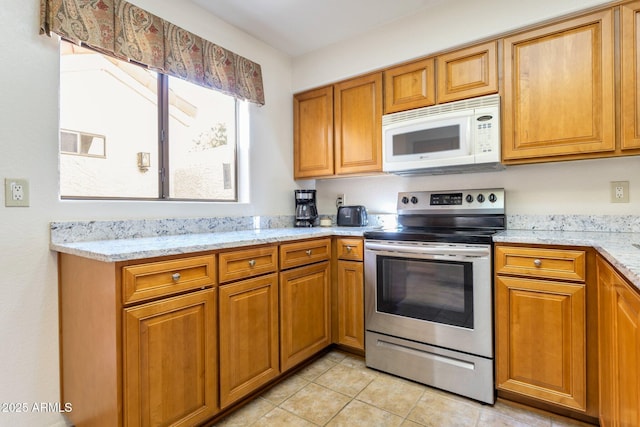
[60,130,106,157]
[59,41,244,201]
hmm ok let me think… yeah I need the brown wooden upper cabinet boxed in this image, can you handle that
[436,41,498,104]
[334,73,383,175]
[293,86,334,178]
[383,41,498,114]
[293,73,382,179]
[383,57,435,114]
[502,10,615,163]
[621,1,640,150]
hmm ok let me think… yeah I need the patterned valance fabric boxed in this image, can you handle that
[39,0,265,105]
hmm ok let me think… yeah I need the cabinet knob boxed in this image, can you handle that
[346,245,352,252]
[533,259,542,267]
[172,272,181,282]
[248,259,256,267]
[306,249,312,256]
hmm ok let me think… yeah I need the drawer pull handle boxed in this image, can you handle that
[533,259,542,267]
[346,245,352,252]
[172,273,181,282]
[248,259,256,267]
[306,249,312,256]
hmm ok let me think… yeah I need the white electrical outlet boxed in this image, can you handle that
[611,181,629,203]
[12,183,23,200]
[336,193,345,208]
[5,178,30,207]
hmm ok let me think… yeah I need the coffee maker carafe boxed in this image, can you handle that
[294,190,318,227]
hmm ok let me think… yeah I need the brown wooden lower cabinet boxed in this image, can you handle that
[218,273,280,409]
[495,276,587,410]
[58,237,640,427]
[597,256,640,427]
[60,238,340,426]
[279,260,331,372]
[123,289,218,427]
[59,253,220,427]
[336,260,364,350]
[494,244,599,422]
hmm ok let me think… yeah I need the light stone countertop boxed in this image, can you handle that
[50,226,372,263]
[494,230,640,291]
[50,223,640,292]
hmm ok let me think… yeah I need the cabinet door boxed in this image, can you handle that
[334,73,383,175]
[496,276,586,411]
[280,261,331,371]
[598,256,640,427]
[293,86,334,179]
[337,260,364,350]
[436,41,498,104]
[502,10,615,162]
[597,257,616,427]
[383,58,435,114]
[613,278,640,427]
[621,1,640,150]
[123,289,217,427]
[218,274,279,408]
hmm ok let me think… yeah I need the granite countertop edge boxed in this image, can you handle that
[49,226,371,263]
[494,230,640,290]
[50,227,640,291]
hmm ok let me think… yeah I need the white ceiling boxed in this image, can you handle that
[191,0,449,56]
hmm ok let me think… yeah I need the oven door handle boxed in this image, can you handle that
[364,241,490,257]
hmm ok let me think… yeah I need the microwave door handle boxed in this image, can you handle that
[365,242,490,257]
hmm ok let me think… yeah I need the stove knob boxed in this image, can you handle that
[410,196,418,204]
[477,194,485,203]
[465,194,474,203]
[401,196,409,204]
[489,193,497,203]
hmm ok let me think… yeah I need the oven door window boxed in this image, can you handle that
[376,255,474,329]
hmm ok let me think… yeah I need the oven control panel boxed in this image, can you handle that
[397,188,504,214]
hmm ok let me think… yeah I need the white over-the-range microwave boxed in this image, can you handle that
[382,94,503,175]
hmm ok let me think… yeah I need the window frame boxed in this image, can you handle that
[59,42,243,203]
[60,129,107,158]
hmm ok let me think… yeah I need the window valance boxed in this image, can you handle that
[40,0,265,105]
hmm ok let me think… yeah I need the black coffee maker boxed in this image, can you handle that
[294,190,318,227]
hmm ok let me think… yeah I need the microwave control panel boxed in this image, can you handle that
[475,113,496,154]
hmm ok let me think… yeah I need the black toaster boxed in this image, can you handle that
[337,205,368,227]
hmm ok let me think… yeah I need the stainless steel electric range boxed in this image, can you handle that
[363,188,505,404]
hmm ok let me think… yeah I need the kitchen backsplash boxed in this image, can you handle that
[507,214,640,233]
[50,214,639,244]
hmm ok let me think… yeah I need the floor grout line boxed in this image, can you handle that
[216,350,593,426]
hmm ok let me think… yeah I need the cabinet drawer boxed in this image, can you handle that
[336,238,364,261]
[219,246,278,283]
[122,255,216,304]
[280,238,331,270]
[495,246,586,282]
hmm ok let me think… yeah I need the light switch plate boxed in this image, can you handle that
[5,178,30,207]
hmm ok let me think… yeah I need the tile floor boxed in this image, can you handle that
[215,350,595,426]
